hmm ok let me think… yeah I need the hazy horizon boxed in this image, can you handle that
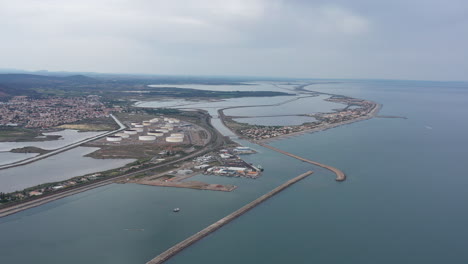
[1,0,468,81]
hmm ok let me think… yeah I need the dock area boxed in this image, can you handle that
[258,143,346,181]
[146,170,313,264]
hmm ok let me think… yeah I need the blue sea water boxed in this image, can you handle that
[1,80,467,263]
[166,80,468,264]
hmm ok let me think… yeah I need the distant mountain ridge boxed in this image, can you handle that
[0,74,98,84]
[0,74,99,97]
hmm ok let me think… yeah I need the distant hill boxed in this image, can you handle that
[0,74,100,97]
[0,83,38,97]
[0,74,98,85]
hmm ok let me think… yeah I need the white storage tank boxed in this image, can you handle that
[155,129,169,133]
[114,132,130,138]
[147,131,165,137]
[124,129,138,135]
[133,124,144,128]
[131,122,139,126]
[166,136,183,143]
[134,127,144,133]
[167,118,180,124]
[142,121,151,126]
[150,118,159,123]
[170,133,184,138]
[106,136,122,142]
[139,135,156,141]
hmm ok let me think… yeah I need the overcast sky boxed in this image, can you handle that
[1,0,467,80]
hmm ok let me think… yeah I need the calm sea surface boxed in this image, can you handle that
[1,80,468,263]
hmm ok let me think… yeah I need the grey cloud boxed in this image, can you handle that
[0,0,467,80]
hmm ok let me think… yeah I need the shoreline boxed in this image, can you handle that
[258,102,382,143]
[0,112,226,217]
[217,99,381,144]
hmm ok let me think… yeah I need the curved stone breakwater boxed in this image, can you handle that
[258,143,346,181]
[146,171,313,264]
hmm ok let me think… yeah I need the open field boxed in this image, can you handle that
[56,116,119,131]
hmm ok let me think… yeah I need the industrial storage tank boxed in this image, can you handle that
[131,122,139,126]
[166,136,183,143]
[147,131,165,137]
[133,124,144,128]
[134,127,144,132]
[162,125,174,131]
[142,121,151,126]
[124,129,138,135]
[114,132,130,138]
[139,135,156,141]
[106,136,122,142]
[167,118,180,124]
[170,133,184,138]
[155,129,169,133]
[150,118,159,123]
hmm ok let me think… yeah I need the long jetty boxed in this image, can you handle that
[146,171,313,264]
[258,143,346,181]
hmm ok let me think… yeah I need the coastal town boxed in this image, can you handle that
[228,96,378,141]
[0,95,120,128]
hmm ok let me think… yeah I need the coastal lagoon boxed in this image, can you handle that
[0,147,134,193]
[0,152,38,166]
[1,80,468,263]
[0,129,107,152]
[223,94,341,116]
[233,115,316,126]
[148,82,288,93]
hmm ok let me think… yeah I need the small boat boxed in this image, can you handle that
[173,208,180,212]
[257,165,264,172]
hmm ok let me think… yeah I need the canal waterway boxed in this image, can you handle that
[1,80,468,263]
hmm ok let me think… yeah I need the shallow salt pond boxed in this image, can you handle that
[0,129,107,152]
[0,152,39,166]
[224,94,342,117]
[0,147,135,193]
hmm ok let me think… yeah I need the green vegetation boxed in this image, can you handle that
[10,146,49,154]
[0,73,292,100]
[141,108,182,115]
[57,116,119,131]
[0,127,60,142]
[141,87,291,98]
